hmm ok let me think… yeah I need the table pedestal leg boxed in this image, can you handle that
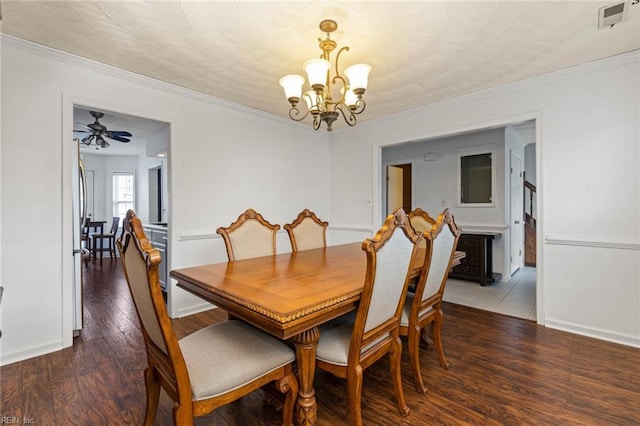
[294,327,319,426]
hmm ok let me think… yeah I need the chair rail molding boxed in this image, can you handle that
[544,234,640,251]
[328,225,375,233]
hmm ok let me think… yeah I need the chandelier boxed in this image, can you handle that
[279,20,371,131]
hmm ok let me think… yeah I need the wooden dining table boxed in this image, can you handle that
[170,242,464,425]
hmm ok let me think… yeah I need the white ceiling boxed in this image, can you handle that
[3,1,640,132]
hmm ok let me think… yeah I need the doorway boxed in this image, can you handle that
[71,105,170,336]
[384,162,412,218]
[378,120,539,322]
[149,165,163,223]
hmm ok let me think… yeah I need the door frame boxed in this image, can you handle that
[509,150,524,274]
[61,93,174,347]
[372,112,542,324]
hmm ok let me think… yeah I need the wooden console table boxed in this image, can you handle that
[449,232,501,285]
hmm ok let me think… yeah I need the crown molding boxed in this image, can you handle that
[0,34,306,129]
[345,49,640,135]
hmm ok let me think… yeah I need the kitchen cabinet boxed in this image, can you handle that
[143,224,168,297]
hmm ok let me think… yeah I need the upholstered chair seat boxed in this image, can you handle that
[180,320,295,400]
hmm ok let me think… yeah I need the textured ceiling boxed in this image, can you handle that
[2,1,640,128]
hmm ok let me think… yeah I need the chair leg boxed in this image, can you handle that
[276,371,298,426]
[389,336,410,416]
[408,325,428,394]
[347,364,364,426]
[433,310,450,369]
[143,367,161,426]
[173,401,193,425]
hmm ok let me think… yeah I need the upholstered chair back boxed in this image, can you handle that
[420,209,461,305]
[216,209,280,261]
[363,229,415,333]
[408,208,436,249]
[117,211,171,355]
[284,209,329,251]
[226,219,277,260]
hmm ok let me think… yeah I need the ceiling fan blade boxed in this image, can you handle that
[75,123,92,130]
[74,129,91,133]
[106,130,133,137]
[106,135,131,143]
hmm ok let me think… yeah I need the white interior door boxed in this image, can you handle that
[510,152,524,274]
[387,165,403,215]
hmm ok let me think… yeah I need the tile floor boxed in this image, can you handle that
[443,266,537,321]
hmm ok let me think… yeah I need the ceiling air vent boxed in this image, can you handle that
[598,1,630,28]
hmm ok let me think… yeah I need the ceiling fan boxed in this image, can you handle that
[74,111,133,148]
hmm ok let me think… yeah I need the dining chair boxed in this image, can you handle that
[91,216,120,263]
[283,208,329,251]
[408,208,437,237]
[400,208,461,394]
[81,217,91,266]
[216,208,280,261]
[117,210,298,425]
[315,208,422,426]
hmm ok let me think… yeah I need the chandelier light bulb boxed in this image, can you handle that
[344,64,371,96]
[279,74,305,105]
[303,58,331,91]
[342,88,359,109]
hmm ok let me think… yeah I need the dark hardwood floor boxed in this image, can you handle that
[2,258,639,425]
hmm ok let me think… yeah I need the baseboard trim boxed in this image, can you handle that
[175,301,217,318]
[0,339,63,367]
[545,319,640,349]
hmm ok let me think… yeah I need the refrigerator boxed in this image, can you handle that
[71,139,86,333]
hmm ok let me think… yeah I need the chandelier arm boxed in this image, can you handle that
[334,46,349,80]
[335,103,358,127]
[313,115,322,130]
[288,107,311,122]
[353,98,366,114]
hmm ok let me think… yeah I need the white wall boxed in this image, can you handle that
[82,154,139,224]
[328,51,640,347]
[0,37,330,365]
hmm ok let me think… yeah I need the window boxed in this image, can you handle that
[113,172,135,220]
[457,146,496,207]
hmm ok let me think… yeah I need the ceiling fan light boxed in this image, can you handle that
[81,135,93,145]
[303,58,330,91]
[345,64,371,95]
[279,74,305,104]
